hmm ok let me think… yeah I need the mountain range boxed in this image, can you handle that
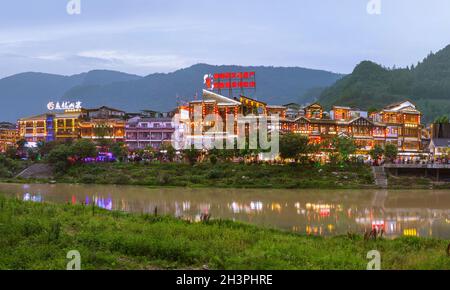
[0,64,343,122]
[3,44,450,124]
[319,45,450,123]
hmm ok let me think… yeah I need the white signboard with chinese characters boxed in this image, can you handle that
[47,101,82,111]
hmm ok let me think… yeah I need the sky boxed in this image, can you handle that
[0,0,450,78]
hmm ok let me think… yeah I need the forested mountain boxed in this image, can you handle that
[0,64,342,121]
[319,45,450,123]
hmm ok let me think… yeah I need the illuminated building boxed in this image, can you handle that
[86,106,126,119]
[187,90,242,148]
[125,116,175,150]
[79,119,125,141]
[76,107,126,142]
[376,101,422,154]
[18,110,86,143]
[0,122,18,152]
[18,106,127,143]
[429,122,450,157]
[281,100,424,154]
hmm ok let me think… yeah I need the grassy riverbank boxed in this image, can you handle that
[51,162,376,189]
[0,196,449,270]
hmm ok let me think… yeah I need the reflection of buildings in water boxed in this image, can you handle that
[84,195,113,211]
[353,207,450,238]
[23,192,42,202]
[229,201,264,214]
[198,203,211,214]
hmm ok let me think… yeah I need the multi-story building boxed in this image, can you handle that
[0,122,18,152]
[79,106,126,142]
[281,100,423,155]
[373,101,422,154]
[187,90,242,148]
[125,116,175,150]
[18,106,127,144]
[86,106,126,119]
[18,110,86,143]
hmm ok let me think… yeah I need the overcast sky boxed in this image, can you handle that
[0,0,450,78]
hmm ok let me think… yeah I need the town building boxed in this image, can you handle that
[281,101,423,155]
[18,110,86,143]
[374,101,422,154]
[428,122,450,157]
[18,106,127,144]
[125,116,175,150]
[0,122,18,152]
[429,138,450,157]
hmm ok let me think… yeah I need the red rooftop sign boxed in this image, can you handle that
[204,71,256,91]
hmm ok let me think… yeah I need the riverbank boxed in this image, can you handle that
[4,162,377,189]
[0,195,449,270]
[2,161,449,189]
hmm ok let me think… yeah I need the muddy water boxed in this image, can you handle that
[1,183,450,239]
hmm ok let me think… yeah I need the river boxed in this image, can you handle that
[1,183,450,239]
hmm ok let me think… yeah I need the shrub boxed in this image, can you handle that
[0,165,12,178]
[206,169,223,179]
[157,172,171,185]
[80,174,97,184]
[113,174,131,185]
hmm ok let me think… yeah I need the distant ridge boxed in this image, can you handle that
[319,44,450,123]
[0,64,343,121]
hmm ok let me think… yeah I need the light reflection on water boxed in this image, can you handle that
[1,183,450,239]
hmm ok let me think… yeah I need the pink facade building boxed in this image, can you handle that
[125,116,174,150]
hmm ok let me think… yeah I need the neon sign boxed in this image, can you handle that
[47,101,82,111]
[204,71,256,91]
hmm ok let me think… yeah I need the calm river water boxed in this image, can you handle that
[1,183,450,239]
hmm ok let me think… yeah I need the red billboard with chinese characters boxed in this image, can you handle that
[204,71,256,91]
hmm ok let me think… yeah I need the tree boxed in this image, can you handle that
[46,144,72,172]
[37,141,61,157]
[71,139,97,161]
[97,138,113,151]
[111,142,128,162]
[331,136,357,163]
[161,143,176,162]
[369,145,384,161]
[434,115,449,124]
[183,148,200,166]
[5,147,17,159]
[279,133,309,161]
[16,139,26,150]
[384,143,398,162]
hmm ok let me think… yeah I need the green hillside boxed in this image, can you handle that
[319,45,450,123]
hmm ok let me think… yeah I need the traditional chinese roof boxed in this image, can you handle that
[86,106,126,113]
[305,102,323,109]
[332,105,352,110]
[266,105,287,109]
[202,89,241,106]
[0,122,16,129]
[382,101,417,112]
[18,113,52,121]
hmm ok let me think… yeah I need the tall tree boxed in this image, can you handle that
[331,136,357,162]
[279,133,309,161]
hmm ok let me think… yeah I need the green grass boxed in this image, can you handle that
[53,162,376,189]
[0,196,449,270]
[388,176,432,189]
